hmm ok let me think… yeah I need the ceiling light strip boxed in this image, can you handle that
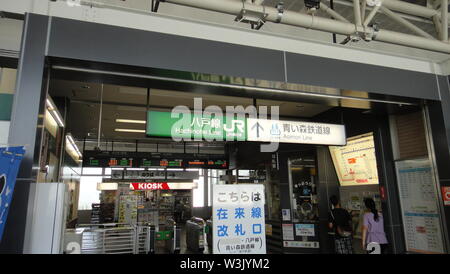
[46,98,65,127]
[116,119,147,124]
[115,128,146,133]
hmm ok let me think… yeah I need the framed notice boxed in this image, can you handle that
[395,158,445,254]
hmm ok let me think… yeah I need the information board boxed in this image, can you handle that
[329,132,379,186]
[83,151,228,169]
[147,110,346,145]
[395,158,445,254]
[212,184,266,254]
[247,118,346,145]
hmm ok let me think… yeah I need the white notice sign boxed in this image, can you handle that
[295,224,315,237]
[247,118,346,145]
[395,159,445,254]
[282,224,295,240]
[212,184,266,254]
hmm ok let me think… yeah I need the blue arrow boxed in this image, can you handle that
[251,122,264,138]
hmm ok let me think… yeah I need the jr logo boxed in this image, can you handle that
[223,120,245,133]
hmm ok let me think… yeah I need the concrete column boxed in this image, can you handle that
[0,14,49,253]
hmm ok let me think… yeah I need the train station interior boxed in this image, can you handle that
[37,67,425,254]
[1,0,450,256]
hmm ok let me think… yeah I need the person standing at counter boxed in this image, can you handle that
[328,195,354,254]
[361,198,389,254]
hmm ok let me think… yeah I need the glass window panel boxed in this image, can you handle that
[78,176,102,210]
[82,167,103,175]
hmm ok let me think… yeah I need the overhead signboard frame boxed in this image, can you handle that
[146,111,346,146]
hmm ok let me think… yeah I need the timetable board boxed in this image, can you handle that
[329,132,379,186]
[395,158,445,254]
[82,151,228,169]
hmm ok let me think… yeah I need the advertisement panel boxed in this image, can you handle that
[0,146,26,241]
[329,132,379,186]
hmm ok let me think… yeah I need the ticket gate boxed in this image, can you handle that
[185,217,208,253]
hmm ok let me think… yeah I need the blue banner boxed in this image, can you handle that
[0,146,25,242]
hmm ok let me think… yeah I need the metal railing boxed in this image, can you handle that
[65,223,156,254]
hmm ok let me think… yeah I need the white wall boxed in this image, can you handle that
[0,121,10,144]
[0,18,23,53]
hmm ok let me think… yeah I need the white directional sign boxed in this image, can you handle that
[212,184,266,254]
[246,118,346,145]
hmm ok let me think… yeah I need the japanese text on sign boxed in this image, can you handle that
[212,184,266,254]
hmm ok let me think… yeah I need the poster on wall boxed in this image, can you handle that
[395,158,445,254]
[212,184,266,254]
[0,146,25,242]
[282,224,295,240]
[329,132,379,186]
[282,209,291,221]
[295,223,315,237]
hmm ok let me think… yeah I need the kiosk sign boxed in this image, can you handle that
[212,184,266,254]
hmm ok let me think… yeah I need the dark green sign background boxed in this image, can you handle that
[0,94,13,121]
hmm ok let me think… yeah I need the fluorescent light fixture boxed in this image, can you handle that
[115,128,146,133]
[46,98,65,127]
[97,182,118,191]
[66,133,82,161]
[168,182,198,190]
[116,119,146,124]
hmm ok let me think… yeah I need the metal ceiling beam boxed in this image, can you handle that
[353,0,363,26]
[332,0,446,26]
[441,0,448,41]
[380,5,435,39]
[367,0,439,18]
[164,0,450,53]
[363,4,381,26]
[320,2,351,22]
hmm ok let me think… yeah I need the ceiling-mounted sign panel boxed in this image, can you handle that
[82,151,228,169]
[246,118,346,145]
[111,170,199,180]
[129,182,197,190]
[146,111,246,141]
[147,111,346,145]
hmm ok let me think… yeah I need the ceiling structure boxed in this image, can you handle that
[98,0,448,38]
[49,79,333,140]
[260,0,444,37]
[156,0,450,53]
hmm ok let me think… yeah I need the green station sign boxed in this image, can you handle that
[146,111,246,141]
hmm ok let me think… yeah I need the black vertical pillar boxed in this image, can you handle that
[316,146,340,254]
[0,14,49,253]
[373,115,406,254]
[426,96,450,253]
